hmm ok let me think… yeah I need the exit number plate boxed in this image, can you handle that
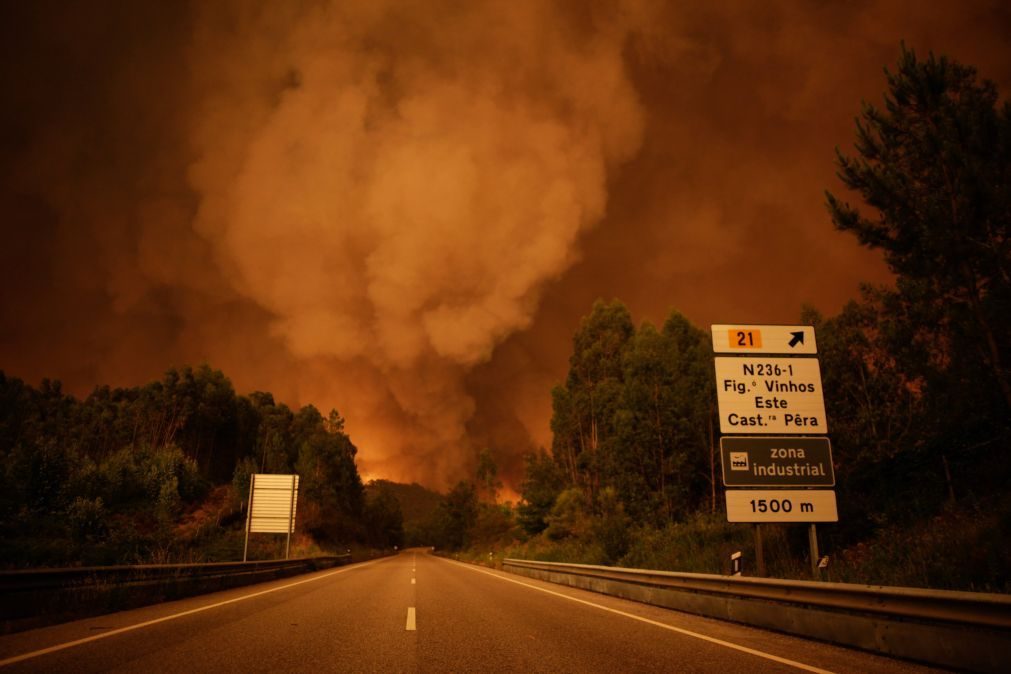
[711,325,817,355]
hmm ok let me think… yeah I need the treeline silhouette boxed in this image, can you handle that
[0,366,403,567]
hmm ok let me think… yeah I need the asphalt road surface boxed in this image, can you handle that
[0,550,944,673]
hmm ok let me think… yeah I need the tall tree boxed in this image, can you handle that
[364,482,405,549]
[660,312,715,515]
[613,322,678,522]
[295,407,364,544]
[434,481,478,550]
[517,449,565,535]
[826,45,1011,412]
[552,299,635,497]
[475,447,502,502]
[549,385,581,486]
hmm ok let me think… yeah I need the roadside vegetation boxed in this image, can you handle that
[0,367,404,567]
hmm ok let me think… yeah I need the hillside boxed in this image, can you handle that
[367,480,441,525]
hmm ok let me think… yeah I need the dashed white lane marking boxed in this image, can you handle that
[406,607,417,631]
[448,560,834,674]
[0,558,387,667]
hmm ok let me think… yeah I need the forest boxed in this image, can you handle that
[0,366,406,566]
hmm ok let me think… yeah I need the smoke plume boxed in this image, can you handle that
[181,1,651,483]
[1,0,1009,489]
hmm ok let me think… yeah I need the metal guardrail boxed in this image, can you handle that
[0,555,350,593]
[503,558,1011,672]
[504,558,1011,629]
[0,555,352,633]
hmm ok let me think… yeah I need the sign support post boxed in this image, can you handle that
[243,474,255,562]
[712,324,838,580]
[286,476,296,560]
[808,524,820,580]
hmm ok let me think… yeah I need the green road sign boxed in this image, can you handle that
[720,436,834,487]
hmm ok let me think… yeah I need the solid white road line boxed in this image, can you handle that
[406,607,417,631]
[448,560,834,674]
[0,558,387,667]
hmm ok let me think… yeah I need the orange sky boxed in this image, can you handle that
[1,1,1009,489]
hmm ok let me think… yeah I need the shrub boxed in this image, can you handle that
[545,488,592,540]
[67,496,108,542]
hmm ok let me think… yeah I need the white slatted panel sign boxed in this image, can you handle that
[249,474,299,533]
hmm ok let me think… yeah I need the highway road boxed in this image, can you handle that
[0,550,942,673]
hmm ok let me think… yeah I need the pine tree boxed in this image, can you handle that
[826,45,1011,412]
